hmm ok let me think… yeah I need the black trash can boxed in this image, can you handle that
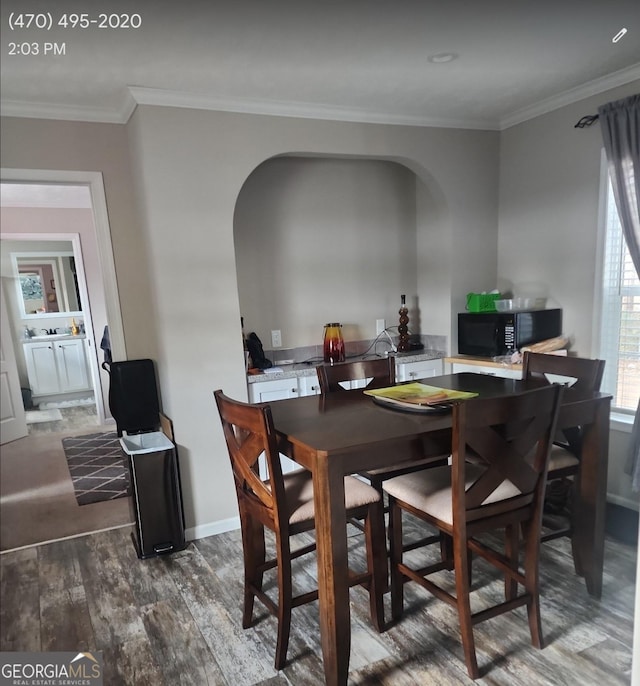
[104,358,186,559]
[21,387,33,410]
[120,430,186,559]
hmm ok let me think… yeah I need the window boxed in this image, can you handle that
[599,178,640,412]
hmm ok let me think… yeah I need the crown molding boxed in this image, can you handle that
[500,63,640,130]
[0,90,137,124]
[127,86,498,130]
[2,64,638,129]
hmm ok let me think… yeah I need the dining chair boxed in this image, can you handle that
[214,389,387,669]
[521,352,605,565]
[317,358,449,496]
[383,384,563,679]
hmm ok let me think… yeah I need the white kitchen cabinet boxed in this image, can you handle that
[24,338,91,397]
[248,377,301,403]
[395,358,443,382]
[297,373,321,396]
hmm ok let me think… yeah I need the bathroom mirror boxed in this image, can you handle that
[11,251,83,317]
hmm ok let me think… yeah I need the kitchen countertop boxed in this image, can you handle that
[23,333,86,343]
[247,350,445,383]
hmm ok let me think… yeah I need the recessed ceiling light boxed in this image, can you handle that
[428,52,458,64]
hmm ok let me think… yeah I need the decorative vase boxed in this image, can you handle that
[323,323,345,364]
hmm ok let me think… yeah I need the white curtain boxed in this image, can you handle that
[597,93,640,490]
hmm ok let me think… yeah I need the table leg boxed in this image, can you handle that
[313,452,351,686]
[576,397,611,598]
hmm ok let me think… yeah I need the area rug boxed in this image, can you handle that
[25,408,62,424]
[62,431,131,506]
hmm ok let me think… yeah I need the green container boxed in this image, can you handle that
[466,292,501,313]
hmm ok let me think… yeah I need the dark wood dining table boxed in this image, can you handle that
[269,372,612,686]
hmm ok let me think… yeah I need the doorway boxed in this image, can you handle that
[1,195,106,432]
[0,170,129,550]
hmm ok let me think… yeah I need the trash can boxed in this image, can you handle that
[120,430,186,559]
[21,387,33,410]
[104,358,186,559]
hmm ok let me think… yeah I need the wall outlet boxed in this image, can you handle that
[271,329,282,348]
[376,319,386,335]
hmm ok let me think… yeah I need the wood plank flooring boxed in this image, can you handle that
[1,522,636,685]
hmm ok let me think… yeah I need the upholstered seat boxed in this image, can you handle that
[270,468,384,524]
[547,445,580,471]
[384,464,523,526]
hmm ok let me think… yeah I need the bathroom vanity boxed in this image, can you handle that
[23,334,91,398]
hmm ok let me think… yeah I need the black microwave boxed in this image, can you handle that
[457,309,562,357]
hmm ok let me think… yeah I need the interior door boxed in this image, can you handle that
[0,282,28,444]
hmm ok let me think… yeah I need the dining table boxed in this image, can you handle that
[269,372,612,686]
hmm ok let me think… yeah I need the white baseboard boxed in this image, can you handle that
[186,516,240,542]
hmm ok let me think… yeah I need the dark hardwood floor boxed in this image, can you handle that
[1,519,636,685]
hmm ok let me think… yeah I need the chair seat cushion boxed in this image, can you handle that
[548,444,579,472]
[382,464,521,525]
[274,468,381,525]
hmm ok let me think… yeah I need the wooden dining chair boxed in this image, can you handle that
[317,358,449,495]
[214,389,387,669]
[383,384,563,679]
[521,352,605,562]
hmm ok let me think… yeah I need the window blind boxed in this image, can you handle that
[600,180,640,412]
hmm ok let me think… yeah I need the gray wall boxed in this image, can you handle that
[235,157,419,349]
[124,105,499,533]
[1,78,636,531]
[0,118,156,363]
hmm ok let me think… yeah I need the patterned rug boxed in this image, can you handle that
[62,431,131,506]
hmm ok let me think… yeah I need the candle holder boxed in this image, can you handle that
[397,295,410,352]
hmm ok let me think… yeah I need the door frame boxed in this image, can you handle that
[1,168,127,421]
[0,280,28,443]
[3,231,105,420]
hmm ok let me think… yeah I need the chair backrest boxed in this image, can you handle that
[522,352,605,394]
[317,357,395,394]
[451,384,563,523]
[214,389,287,529]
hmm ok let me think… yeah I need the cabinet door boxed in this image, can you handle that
[248,378,307,477]
[248,378,299,403]
[298,373,321,396]
[395,359,444,382]
[55,339,90,392]
[23,342,60,395]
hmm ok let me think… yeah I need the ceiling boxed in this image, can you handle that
[1,0,639,130]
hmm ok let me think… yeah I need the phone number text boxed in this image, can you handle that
[8,12,142,31]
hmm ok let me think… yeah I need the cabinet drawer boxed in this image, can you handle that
[248,378,299,403]
[396,359,444,382]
